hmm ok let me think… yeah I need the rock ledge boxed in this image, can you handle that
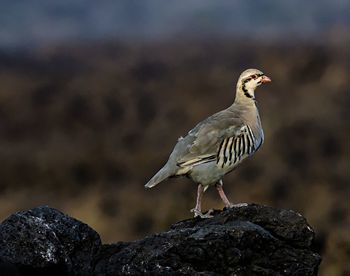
[0,204,321,275]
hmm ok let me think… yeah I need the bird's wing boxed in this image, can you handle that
[175,110,248,169]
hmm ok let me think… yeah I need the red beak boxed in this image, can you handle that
[261,75,272,83]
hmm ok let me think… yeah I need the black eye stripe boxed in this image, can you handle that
[243,73,263,83]
[243,74,264,83]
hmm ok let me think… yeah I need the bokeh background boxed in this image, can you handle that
[0,1,349,275]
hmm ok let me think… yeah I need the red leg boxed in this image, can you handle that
[195,184,203,212]
[191,184,213,218]
[215,183,232,208]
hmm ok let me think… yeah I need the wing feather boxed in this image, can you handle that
[174,110,246,170]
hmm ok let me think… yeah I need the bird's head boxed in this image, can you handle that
[236,69,271,101]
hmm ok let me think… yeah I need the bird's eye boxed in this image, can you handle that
[252,75,257,79]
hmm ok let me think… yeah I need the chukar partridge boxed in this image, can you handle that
[145,69,271,218]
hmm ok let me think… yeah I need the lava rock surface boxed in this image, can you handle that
[0,204,321,275]
[0,206,101,275]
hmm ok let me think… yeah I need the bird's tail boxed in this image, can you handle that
[145,164,173,188]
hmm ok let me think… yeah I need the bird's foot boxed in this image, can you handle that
[190,208,214,218]
[226,202,248,208]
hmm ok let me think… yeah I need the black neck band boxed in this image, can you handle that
[242,85,254,99]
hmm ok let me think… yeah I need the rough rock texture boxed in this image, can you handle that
[0,204,321,275]
[0,206,101,275]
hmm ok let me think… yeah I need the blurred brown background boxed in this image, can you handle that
[0,1,349,275]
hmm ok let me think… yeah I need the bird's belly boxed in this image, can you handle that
[190,153,252,185]
[189,162,224,186]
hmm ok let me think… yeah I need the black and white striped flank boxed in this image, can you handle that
[216,125,258,169]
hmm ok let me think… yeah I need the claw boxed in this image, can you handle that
[190,208,214,218]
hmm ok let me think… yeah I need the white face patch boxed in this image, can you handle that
[244,75,264,91]
[240,73,264,99]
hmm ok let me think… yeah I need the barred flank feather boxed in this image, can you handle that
[217,125,256,169]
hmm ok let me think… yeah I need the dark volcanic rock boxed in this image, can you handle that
[0,206,101,275]
[0,204,321,276]
[94,204,321,275]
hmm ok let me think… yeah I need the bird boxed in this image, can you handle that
[145,69,271,218]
